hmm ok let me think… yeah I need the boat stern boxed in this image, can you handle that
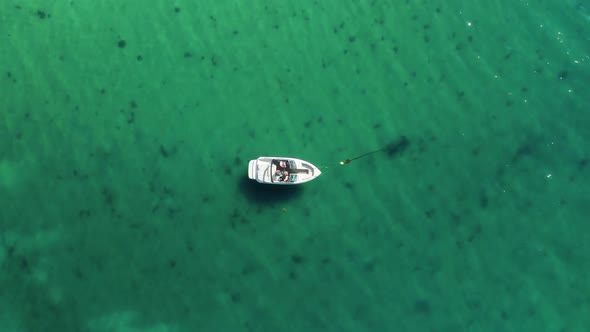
[248,159,257,180]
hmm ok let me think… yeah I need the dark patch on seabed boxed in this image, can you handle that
[385,136,409,158]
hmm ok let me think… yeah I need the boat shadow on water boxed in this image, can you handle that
[238,177,303,204]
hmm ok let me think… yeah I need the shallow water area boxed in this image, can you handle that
[1,0,589,331]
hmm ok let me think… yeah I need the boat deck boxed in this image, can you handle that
[249,157,321,185]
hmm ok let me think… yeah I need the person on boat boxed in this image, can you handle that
[275,169,284,181]
[282,171,289,182]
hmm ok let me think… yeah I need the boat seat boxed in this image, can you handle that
[289,174,297,182]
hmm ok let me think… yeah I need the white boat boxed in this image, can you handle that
[248,157,322,185]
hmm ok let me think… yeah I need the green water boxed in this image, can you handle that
[1,0,589,331]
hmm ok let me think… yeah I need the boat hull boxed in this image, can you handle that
[248,157,322,185]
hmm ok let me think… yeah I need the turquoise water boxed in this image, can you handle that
[1,0,589,331]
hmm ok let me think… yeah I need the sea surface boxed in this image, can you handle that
[1,0,589,331]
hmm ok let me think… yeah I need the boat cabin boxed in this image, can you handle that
[271,159,298,183]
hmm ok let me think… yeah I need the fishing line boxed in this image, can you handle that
[339,148,383,165]
[339,136,409,166]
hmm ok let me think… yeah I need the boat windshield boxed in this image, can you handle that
[272,159,292,171]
